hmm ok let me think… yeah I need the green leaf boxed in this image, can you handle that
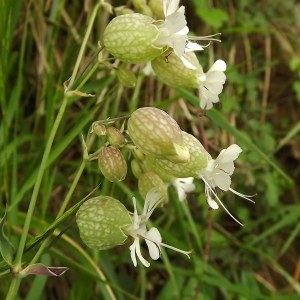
[0,206,15,266]
[196,8,229,28]
[24,185,99,252]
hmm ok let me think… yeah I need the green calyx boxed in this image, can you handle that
[151,51,200,89]
[117,69,137,88]
[138,172,169,205]
[127,107,190,163]
[103,13,163,63]
[76,196,132,250]
[149,131,211,178]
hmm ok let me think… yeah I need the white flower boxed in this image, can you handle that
[171,177,196,201]
[152,0,205,69]
[197,59,227,110]
[142,61,156,76]
[125,188,192,267]
[199,144,255,225]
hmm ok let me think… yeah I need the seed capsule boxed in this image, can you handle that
[98,146,127,182]
[76,196,132,250]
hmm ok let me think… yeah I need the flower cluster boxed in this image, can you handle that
[103,0,226,110]
[75,0,255,268]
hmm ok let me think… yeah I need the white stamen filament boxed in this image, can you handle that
[188,33,222,43]
[139,233,192,258]
[200,175,244,226]
[228,188,256,203]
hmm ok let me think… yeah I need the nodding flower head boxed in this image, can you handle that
[123,188,192,267]
[103,0,221,67]
[153,0,221,69]
[170,177,196,202]
[199,144,255,226]
[127,107,190,163]
[151,52,227,110]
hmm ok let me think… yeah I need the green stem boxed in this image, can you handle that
[7,2,105,300]
[14,96,69,267]
[30,160,87,265]
[13,0,104,269]
[5,276,21,300]
[68,2,102,88]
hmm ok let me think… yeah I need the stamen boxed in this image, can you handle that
[200,175,244,226]
[188,33,222,43]
[228,188,256,203]
[140,233,192,258]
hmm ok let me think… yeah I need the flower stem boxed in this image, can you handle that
[14,96,69,267]
[8,3,104,298]
[5,275,21,300]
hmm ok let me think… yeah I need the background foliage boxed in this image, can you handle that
[0,0,300,299]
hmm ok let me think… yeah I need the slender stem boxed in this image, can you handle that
[14,0,104,269]
[14,96,69,267]
[7,2,105,300]
[68,2,102,88]
[30,160,87,265]
[5,276,21,300]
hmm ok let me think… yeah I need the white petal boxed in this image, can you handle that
[204,72,226,94]
[213,172,231,191]
[176,25,189,35]
[216,144,242,165]
[185,41,204,52]
[131,197,140,230]
[145,227,162,260]
[146,227,162,242]
[198,87,218,110]
[164,0,180,16]
[143,187,162,221]
[142,62,155,76]
[180,56,197,69]
[171,35,187,57]
[134,238,150,267]
[217,161,235,175]
[177,5,185,14]
[172,177,196,201]
[129,239,138,267]
[208,59,227,72]
[165,12,187,35]
[207,196,219,210]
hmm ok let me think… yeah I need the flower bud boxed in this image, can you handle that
[117,69,137,88]
[132,0,153,16]
[98,146,127,182]
[76,196,132,250]
[127,107,190,163]
[92,123,106,136]
[151,132,211,178]
[103,14,163,63]
[138,172,168,204]
[106,127,125,148]
[148,0,164,19]
[151,51,200,88]
[131,159,144,179]
[134,148,146,161]
[137,5,153,16]
[115,6,135,15]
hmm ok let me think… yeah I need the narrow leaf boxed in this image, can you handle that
[0,206,15,266]
[21,263,68,276]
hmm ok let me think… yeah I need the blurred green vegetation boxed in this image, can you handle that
[0,0,300,299]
